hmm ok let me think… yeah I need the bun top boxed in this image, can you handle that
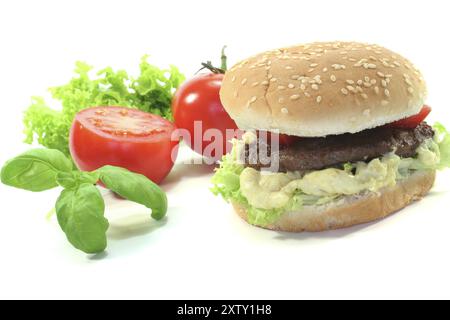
[220,41,427,137]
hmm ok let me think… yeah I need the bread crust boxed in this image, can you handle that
[232,170,435,232]
[220,41,427,137]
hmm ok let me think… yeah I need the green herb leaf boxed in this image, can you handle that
[1,148,72,192]
[97,166,167,220]
[24,57,185,159]
[55,183,109,254]
[56,171,100,189]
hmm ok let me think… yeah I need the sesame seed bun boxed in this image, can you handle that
[232,170,435,232]
[220,41,427,137]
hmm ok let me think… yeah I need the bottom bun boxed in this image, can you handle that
[232,170,436,232]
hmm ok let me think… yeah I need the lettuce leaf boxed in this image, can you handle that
[24,57,184,159]
[433,122,450,169]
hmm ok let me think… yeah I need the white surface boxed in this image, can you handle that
[1,0,450,300]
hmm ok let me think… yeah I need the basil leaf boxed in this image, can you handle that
[55,183,109,254]
[56,171,99,189]
[1,148,73,192]
[97,166,167,220]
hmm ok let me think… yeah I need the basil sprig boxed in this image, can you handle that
[1,148,168,254]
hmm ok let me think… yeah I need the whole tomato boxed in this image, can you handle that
[172,50,238,161]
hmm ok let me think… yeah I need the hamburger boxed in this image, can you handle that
[211,41,450,232]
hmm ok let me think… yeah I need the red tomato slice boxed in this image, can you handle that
[390,105,432,129]
[258,131,299,146]
[70,106,179,184]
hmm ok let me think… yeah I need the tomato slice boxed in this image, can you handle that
[70,106,179,184]
[257,131,299,146]
[390,105,432,129]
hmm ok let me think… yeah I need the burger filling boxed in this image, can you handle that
[211,122,450,226]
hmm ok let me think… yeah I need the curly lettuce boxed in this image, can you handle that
[24,56,185,158]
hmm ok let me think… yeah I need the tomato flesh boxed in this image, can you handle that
[70,106,179,184]
[257,131,299,146]
[390,105,431,129]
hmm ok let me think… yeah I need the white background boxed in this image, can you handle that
[1,0,450,300]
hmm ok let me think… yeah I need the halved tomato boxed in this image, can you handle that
[70,106,178,184]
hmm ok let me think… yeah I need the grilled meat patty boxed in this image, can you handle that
[245,122,434,172]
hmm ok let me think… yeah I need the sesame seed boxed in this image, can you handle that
[408,87,414,94]
[364,63,377,69]
[261,80,269,85]
[381,100,389,106]
[304,92,311,97]
[277,85,286,90]
[341,88,349,95]
[384,89,390,97]
[405,78,412,86]
[323,67,328,72]
[311,84,319,90]
[361,93,369,100]
[377,72,385,78]
[385,74,393,78]
[332,64,346,70]
[381,80,387,87]
[241,79,247,85]
[363,82,372,88]
[231,76,236,82]
[251,82,259,87]
[300,84,306,90]
[356,86,363,93]
[290,94,301,101]
[281,108,289,114]
[249,96,257,103]
[268,74,273,79]
[374,86,380,94]
[285,66,293,70]
[369,56,377,61]
[265,66,271,70]
[330,74,337,82]
[308,68,315,73]
[316,96,322,103]
[270,78,277,82]
[393,61,401,67]
[291,75,300,80]
[346,80,355,85]
[364,76,370,83]
[288,83,295,89]
[347,85,356,92]
[310,63,319,67]
[370,79,377,85]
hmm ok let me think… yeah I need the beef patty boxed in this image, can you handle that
[244,122,434,172]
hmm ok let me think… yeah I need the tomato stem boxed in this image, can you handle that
[221,45,227,71]
[197,46,228,74]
